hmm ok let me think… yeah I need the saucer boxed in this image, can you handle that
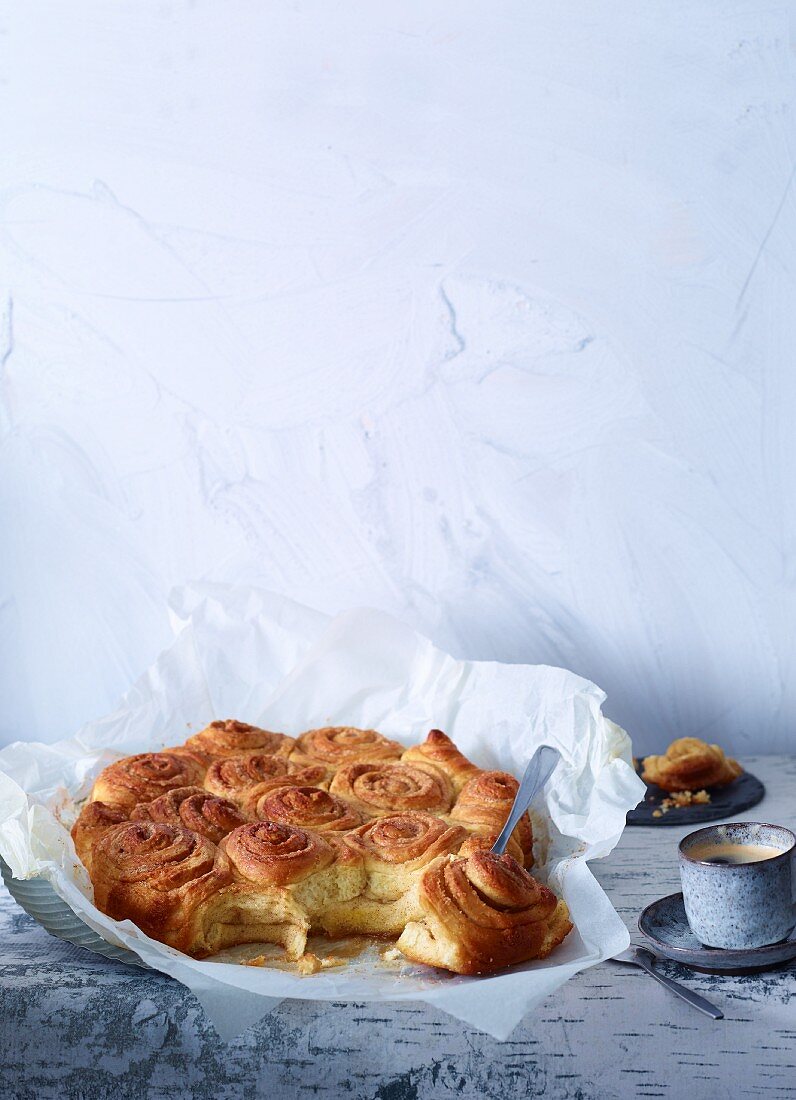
[639,892,796,975]
[626,762,765,826]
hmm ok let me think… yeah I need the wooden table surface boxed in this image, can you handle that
[2,755,795,1100]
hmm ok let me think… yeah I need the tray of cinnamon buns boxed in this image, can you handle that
[70,721,573,976]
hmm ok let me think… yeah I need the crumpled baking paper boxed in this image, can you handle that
[0,583,645,1041]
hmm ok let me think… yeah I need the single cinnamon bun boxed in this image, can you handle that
[250,785,363,832]
[219,821,365,949]
[401,730,481,794]
[641,738,742,792]
[290,726,402,770]
[131,786,247,844]
[91,752,206,812]
[90,821,231,955]
[343,812,465,880]
[329,761,453,817]
[220,820,336,887]
[204,753,326,804]
[319,812,466,936]
[396,850,572,974]
[71,801,129,875]
[450,770,533,868]
[184,719,295,761]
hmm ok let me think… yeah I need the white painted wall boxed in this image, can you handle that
[2,2,794,754]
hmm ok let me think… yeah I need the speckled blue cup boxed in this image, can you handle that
[679,822,796,950]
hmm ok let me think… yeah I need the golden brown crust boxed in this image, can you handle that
[396,851,572,974]
[456,829,526,867]
[329,761,454,817]
[80,719,570,973]
[342,811,466,872]
[91,822,231,953]
[450,771,533,868]
[289,726,403,769]
[184,719,295,761]
[317,812,467,937]
[204,752,290,798]
[219,821,336,887]
[400,730,481,793]
[91,752,206,812]
[250,785,363,832]
[71,801,130,875]
[160,744,216,772]
[641,738,742,792]
[203,753,327,804]
[130,786,247,845]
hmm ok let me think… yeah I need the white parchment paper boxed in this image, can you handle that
[0,583,645,1040]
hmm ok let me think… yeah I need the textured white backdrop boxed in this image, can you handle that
[1,2,794,753]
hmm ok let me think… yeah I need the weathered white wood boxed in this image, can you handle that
[2,755,795,1099]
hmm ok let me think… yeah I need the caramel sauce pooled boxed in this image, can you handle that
[240,935,379,973]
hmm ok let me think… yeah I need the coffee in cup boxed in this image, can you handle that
[685,841,784,866]
[679,822,796,950]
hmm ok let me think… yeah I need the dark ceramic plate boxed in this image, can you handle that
[639,892,796,975]
[626,760,765,826]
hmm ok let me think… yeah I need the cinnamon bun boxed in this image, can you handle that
[397,850,572,974]
[204,753,326,804]
[641,737,742,792]
[290,726,402,770]
[184,719,295,761]
[219,821,366,953]
[320,811,465,936]
[130,786,247,845]
[329,762,453,817]
[90,821,231,955]
[91,752,206,812]
[250,785,363,833]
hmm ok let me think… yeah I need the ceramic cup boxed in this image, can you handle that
[679,822,796,950]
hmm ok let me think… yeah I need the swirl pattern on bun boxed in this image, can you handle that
[91,822,231,953]
[185,719,295,761]
[290,726,402,770]
[397,851,573,974]
[456,829,526,867]
[204,753,326,804]
[91,752,206,812]
[251,785,363,832]
[329,762,453,817]
[343,811,464,872]
[131,786,246,844]
[220,821,336,887]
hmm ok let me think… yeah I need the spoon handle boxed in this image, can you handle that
[632,949,724,1019]
[491,745,560,856]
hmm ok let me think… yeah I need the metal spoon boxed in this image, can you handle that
[612,946,724,1019]
[491,745,561,856]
